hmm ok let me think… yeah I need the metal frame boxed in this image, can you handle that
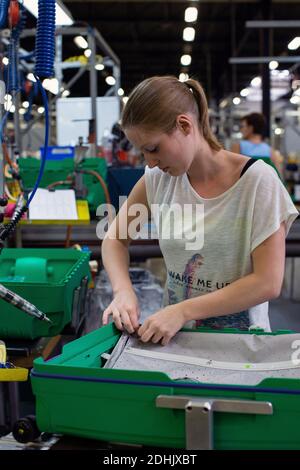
[1,25,121,151]
[156,395,273,450]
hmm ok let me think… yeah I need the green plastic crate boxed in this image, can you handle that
[31,324,300,449]
[18,157,107,213]
[0,248,90,339]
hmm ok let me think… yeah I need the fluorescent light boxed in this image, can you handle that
[288,37,300,50]
[74,36,88,49]
[184,7,198,23]
[180,54,192,66]
[179,72,189,82]
[84,49,92,58]
[95,63,105,71]
[27,73,36,82]
[220,99,228,108]
[232,97,241,105]
[118,88,124,96]
[20,1,73,26]
[105,76,116,86]
[42,78,59,95]
[269,60,279,70]
[274,127,283,135]
[251,76,261,87]
[240,88,250,97]
[183,27,195,42]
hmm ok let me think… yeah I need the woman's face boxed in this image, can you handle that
[125,118,196,176]
[240,120,253,139]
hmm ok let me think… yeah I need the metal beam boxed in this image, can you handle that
[229,56,300,64]
[246,20,300,28]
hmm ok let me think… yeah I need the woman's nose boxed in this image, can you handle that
[148,158,159,169]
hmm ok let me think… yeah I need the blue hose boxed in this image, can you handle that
[34,0,56,78]
[26,76,49,207]
[0,0,9,28]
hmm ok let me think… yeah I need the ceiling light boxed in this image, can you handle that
[8,105,15,113]
[95,63,105,71]
[180,54,192,66]
[288,37,300,50]
[42,78,59,95]
[179,73,189,82]
[184,7,198,23]
[62,89,70,97]
[74,36,88,49]
[240,88,250,97]
[220,99,228,108]
[123,97,129,105]
[20,0,73,26]
[251,76,261,87]
[19,108,26,115]
[118,88,124,96]
[84,49,92,58]
[2,57,8,65]
[22,101,29,108]
[232,97,241,105]
[105,76,116,86]
[274,127,283,135]
[37,106,45,114]
[269,60,279,70]
[27,73,36,82]
[183,27,195,42]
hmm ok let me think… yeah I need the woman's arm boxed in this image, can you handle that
[271,149,284,177]
[231,142,241,154]
[101,175,150,330]
[138,223,286,344]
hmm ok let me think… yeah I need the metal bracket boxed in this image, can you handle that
[156,395,273,450]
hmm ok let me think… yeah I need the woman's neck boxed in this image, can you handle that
[187,140,226,183]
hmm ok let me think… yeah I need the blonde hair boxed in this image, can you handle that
[121,76,222,151]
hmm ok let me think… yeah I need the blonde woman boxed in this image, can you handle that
[101,76,298,345]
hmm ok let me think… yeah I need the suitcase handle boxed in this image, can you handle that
[156,394,273,450]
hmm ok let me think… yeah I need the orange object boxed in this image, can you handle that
[8,0,20,28]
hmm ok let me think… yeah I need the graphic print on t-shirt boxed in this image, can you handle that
[168,253,204,305]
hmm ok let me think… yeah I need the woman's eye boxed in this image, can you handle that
[146,147,158,153]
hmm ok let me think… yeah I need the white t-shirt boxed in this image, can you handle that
[144,159,299,331]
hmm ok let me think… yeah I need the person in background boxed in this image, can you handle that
[101,76,298,345]
[231,112,283,177]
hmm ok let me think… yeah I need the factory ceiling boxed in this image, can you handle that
[26,1,300,103]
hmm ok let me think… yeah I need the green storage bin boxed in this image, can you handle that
[0,248,90,339]
[19,157,107,213]
[31,324,300,449]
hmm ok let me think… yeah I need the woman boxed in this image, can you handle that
[231,112,283,176]
[101,76,298,345]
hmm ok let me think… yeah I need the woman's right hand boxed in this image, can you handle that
[102,289,140,333]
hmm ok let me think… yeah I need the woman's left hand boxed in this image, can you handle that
[137,305,186,346]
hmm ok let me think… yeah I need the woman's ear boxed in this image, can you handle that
[176,114,193,135]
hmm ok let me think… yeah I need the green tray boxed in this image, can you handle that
[0,248,90,339]
[19,157,107,213]
[31,324,300,449]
